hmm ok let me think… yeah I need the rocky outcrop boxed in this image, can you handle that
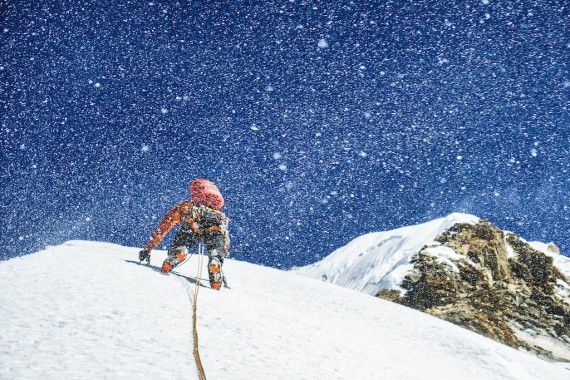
[377,219,570,361]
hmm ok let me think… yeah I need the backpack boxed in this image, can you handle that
[185,204,230,251]
[189,204,225,230]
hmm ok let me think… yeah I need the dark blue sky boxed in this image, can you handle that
[1,0,569,267]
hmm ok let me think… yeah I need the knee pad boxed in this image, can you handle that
[169,246,188,263]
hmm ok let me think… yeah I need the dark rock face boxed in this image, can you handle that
[377,219,570,361]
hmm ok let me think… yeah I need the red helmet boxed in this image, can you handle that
[190,179,224,209]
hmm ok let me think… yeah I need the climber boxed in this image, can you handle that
[139,179,230,290]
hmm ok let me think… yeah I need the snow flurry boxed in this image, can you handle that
[1,1,568,266]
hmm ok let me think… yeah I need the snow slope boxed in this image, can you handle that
[296,212,480,295]
[1,240,568,379]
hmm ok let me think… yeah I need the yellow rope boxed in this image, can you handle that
[192,244,207,380]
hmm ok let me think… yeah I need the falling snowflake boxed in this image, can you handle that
[318,39,329,48]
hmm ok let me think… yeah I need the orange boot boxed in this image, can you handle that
[161,259,174,273]
[209,258,222,290]
[161,251,187,273]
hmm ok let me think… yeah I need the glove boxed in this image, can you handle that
[139,249,151,263]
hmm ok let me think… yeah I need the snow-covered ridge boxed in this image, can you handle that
[297,213,570,362]
[296,212,480,295]
[1,240,568,379]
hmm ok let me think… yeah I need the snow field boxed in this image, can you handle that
[0,240,568,379]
